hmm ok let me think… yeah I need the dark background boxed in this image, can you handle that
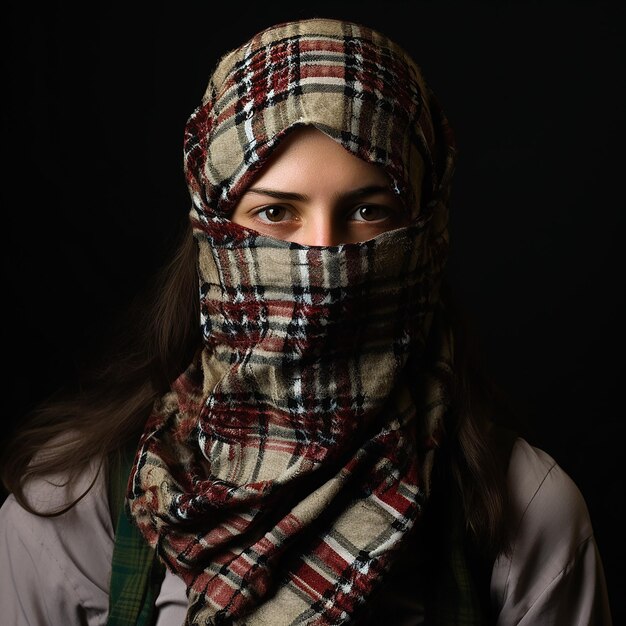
[3,1,623,622]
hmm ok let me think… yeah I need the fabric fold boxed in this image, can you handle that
[127,16,457,625]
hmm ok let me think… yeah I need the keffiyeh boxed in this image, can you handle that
[127,17,456,625]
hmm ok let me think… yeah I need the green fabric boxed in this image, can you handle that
[106,443,166,626]
[430,489,490,625]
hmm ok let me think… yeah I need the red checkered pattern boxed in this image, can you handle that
[128,17,456,625]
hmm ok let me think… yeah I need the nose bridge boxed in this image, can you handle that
[308,202,339,246]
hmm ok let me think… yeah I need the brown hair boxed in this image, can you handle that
[436,280,523,559]
[0,220,200,515]
[0,221,519,558]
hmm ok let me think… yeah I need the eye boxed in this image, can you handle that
[256,205,291,223]
[350,205,391,222]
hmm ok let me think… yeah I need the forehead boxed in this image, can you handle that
[246,126,397,188]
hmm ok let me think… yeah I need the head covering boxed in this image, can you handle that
[127,17,456,625]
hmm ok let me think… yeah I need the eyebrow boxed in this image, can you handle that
[245,185,396,202]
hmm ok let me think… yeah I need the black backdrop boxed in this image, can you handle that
[3,1,624,621]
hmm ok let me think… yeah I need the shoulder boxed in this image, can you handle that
[0,454,114,625]
[490,438,613,625]
[506,437,591,537]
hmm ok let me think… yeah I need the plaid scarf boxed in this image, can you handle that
[127,18,457,626]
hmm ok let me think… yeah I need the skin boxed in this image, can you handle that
[230,126,419,246]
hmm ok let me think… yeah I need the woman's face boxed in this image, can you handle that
[230,126,416,246]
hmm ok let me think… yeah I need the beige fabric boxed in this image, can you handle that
[186,18,444,217]
[0,439,613,625]
[141,18,457,623]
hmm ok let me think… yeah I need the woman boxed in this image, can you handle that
[0,16,613,626]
